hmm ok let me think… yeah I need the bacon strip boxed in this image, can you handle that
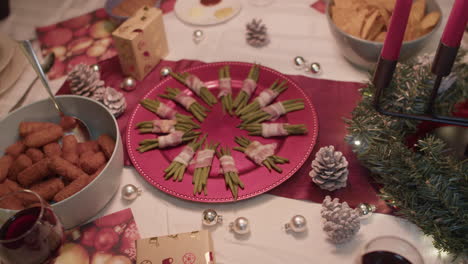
[244,141,277,165]
[158,131,184,149]
[262,102,286,121]
[156,102,177,119]
[218,78,232,98]
[261,123,288,138]
[173,146,196,166]
[256,89,279,107]
[151,120,177,134]
[185,75,205,96]
[241,79,257,97]
[219,155,238,173]
[174,93,196,110]
[194,149,215,169]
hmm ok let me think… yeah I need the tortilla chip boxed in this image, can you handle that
[361,10,380,39]
[331,6,350,30]
[378,7,391,28]
[420,11,441,31]
[404,23,423,41]
[409,0,426,24]
[367,20,385,40]
[374,31,387,42]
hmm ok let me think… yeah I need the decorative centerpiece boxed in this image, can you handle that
[346,50,467,256]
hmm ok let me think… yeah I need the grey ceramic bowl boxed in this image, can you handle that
[326,0,442,70]
[0,95,123,229]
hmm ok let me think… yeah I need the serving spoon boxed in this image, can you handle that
[18,40,90,142]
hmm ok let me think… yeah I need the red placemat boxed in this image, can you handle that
[35,3,177,80]
[57,208,140,263]
[57,57,391,213]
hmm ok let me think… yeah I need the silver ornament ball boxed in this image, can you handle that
[193,29,204,44]
[309,62,321,74]
[121,184,142,201]
[160,66,172,77]
[90,64,100,72]
[285,215,307,233]
[202,209,223,226]
[293,56,307,69]
[356,203,376,218]
[120,77,137,91]
[229,217,250,235]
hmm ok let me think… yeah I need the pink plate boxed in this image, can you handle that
[127,62,318,203]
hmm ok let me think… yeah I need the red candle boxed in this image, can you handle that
[381,0,413,61]
[441,0,468,48]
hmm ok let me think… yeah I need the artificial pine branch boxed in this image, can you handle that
[345,50,468,258]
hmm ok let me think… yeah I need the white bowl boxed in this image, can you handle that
[0,95,123,229]
[326,0,442,70]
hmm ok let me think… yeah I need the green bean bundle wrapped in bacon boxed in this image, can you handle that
[240,99,304,125]
[233,64,260,113]
[218,66,233,115]
[193,141,219,195]
[164,135,206,181]
[159,87,208,122]
[234,136,289,173]
[236,79,287,117]
[216,146,244,199]
[140,98,193,121]
[137,130,200,153]
[240,123,307,138]
[170,72,217,106]
[135,118,199,134]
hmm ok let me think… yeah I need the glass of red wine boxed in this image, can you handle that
[0,190,64,264]
[361,236,424,264]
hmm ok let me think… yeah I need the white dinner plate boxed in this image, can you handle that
[174,0,242,26]
[0,44,28,96]
[0,33,16,73]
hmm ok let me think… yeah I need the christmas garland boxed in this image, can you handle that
[345,50,468,257]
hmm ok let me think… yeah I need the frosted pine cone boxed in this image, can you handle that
[102,87,127,117]
[309,145,348,191]
[321,196,360,244]
[67,64,105,98]
[246,19,269,48]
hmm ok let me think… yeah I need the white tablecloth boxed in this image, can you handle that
[0,0,462,263]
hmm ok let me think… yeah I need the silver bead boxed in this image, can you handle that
[285,215,307,233]
[121,184,142,201]
[293,56,307,69]
[160,66,172,77]
[229,217,250,235]
[309,62,321,74]
[90,64,100,72]
[193,29,204,44]
[356,203,376,218]
[202,209,223,226]
[120,77,137,91]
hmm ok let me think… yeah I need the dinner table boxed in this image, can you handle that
[0,0,465,263]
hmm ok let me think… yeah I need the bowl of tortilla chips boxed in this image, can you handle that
[326,0,442,70]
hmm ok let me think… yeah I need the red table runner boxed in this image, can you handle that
[57,57,391,213]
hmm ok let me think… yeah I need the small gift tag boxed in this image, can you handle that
[136,230,216,264]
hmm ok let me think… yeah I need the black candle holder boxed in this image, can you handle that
[372,43,468,127]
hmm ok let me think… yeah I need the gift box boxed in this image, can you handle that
[136,230,216,264]
[112,6,169,80]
